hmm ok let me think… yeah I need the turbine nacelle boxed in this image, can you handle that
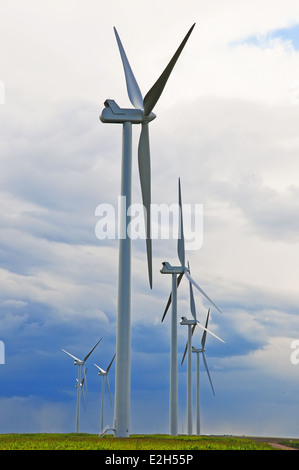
[100,99,156,124]
[94,364,107,376]
[180,316,197,326]
[192,346,204,353]
[73,359,84,366]
[94,354,116,378]
[160,261,185,275]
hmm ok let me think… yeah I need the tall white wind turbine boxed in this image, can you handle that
[181,282,224,435]
[161,178,222,435]
[192,308,217,435]
[62,338,102,433]
[94,354,116,434]
[100,24,195,438]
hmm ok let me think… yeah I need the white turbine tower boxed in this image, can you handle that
[161,178,222,435]
[94,354,116,434]
[62,338,102,433]
[192,308,217,435]
[100,24,195,438]
[181,280,224,435]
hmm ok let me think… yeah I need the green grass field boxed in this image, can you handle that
[0,433,291,450]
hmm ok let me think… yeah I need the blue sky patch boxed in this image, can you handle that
[233,24,299,50]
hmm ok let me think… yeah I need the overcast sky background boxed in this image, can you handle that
[1,0,299,437]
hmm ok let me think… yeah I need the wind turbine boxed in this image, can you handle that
[160,178,222,435]
[61,338,102,433]
[100,24,195,438]
[192,308,217,435]
[181,277,224,435]
[75,369,87,412]
[94,354,116,434]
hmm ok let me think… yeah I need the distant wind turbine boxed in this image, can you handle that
[61,338,102,433]
[100,24,195,438]
[75,369,87,412]
[181,278,224,436]
[192,309,218,435]
[161,178,222,435]
[94,354,116,434]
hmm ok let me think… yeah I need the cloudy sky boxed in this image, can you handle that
[1,0,299,437]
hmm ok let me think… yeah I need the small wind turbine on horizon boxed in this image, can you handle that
[75,369,87,412]
[161,178,222,436]
[181,280,224,435]
[61,338,102,433]
[100,24,195,438]
[94,354,116,435]
[192,308,218,435]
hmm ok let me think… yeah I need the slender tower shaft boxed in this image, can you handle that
[114,121,132,438]
[196,352,200,435]
[76,365,81,433]
[187,325,193,435]
[101,375,105,433]
[170,273,178,436]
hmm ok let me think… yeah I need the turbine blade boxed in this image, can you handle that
[202,351,215,396]
[113,27,143,109]
[184,271,222,314]
[107,354,116,373]
[161,272,184,322]
[106,376,113,407]
[94,363,106,374]
[177,178,185,268]
[201,308,210,349]
[61,349,81,363]
[143,23,196,116]
[83,366,88,395]
[84,338,102,363]
[189,278,197,321]
[181,324,196,365]
[81,383,86,411]
[181,342,188,366]
[196,322,224,344]
[138,122,152,288]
